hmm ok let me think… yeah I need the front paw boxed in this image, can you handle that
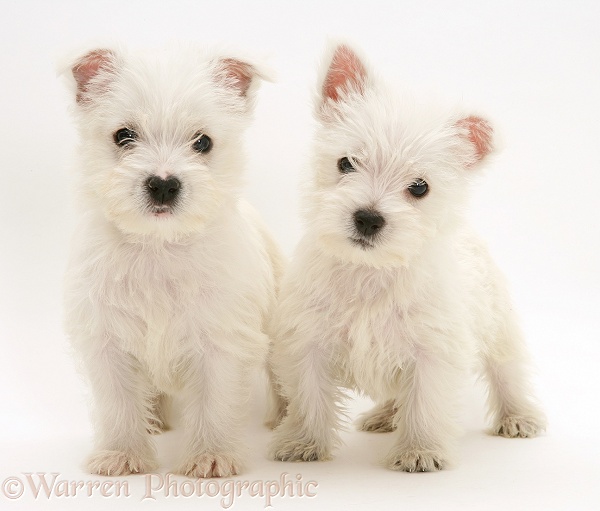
[87,449,157,476]
[386,447,446,473]
[493,415,546,438]
[176,452,241,478]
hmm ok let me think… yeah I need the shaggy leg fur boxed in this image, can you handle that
[264,368,288,430]
[269,345,343,462]
[482,313,546,438]
[386,352,462,472]
[85,343,157,475]
[147,393,170,435]
[357,400,398,433]
[175,345,248,478]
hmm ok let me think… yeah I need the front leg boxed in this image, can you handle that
[176,343,250,478]
[481,310,546,438]
[269,340,343,462]
[84,342,158,475]
[386,348,464,472]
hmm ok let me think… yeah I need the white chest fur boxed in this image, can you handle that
[65,208,274,394]
[329,266,415,399]
[281,239,469,403]
[98,240,213,391]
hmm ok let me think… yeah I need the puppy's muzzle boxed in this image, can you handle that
[353,209,385,238]
[146,176,181,206]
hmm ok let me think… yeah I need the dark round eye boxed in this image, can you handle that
[192,133,212,153]
[338,157,355,174]
[113,128,137,147]
[408,179,429,198]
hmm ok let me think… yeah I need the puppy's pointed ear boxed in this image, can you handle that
[71,49,118,104]
[455,115,494,168]
[317,43,368,117]
[214,57,274,100]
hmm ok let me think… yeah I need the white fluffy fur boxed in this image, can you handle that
[267,43,546,472]
[64,44,282,477]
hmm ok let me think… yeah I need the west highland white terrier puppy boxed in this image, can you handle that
[63,45,282,477]
[268,43,546,472]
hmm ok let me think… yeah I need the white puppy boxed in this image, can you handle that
[63,45,282,477]
[268,43,546,472]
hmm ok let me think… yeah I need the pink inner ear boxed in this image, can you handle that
[456,116,493,164]
[72,49,114,103]
[219,58,254,96]
[323,45,367,102]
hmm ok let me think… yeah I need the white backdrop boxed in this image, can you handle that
[1,1,599,509]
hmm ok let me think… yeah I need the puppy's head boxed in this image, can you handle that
[68,45,270,241]
[308,43,494,268]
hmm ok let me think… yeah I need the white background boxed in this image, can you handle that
[1,0,599,509]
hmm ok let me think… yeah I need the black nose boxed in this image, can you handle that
[354,210,385,237]
[146,176,181,205]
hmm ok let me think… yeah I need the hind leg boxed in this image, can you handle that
[357,400,397,432]
[481,312,546,438]
[147,392,171,435]
[264,366,288,429]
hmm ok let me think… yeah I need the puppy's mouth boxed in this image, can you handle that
[150,205,174,217]
[350,237,376,250]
